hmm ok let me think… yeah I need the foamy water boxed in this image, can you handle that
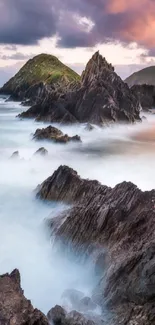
[0,96,155,313]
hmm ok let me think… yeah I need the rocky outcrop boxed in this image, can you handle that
[0,269,48,325]
[37,165,106,204]
[19,51,140,125]
[33,126,81,144]
[47,305,101,325]
[131,84,155,110]
[34,147,48,156]
[10,151,20,159]
[37,165,155,324]
[0,53,80,102]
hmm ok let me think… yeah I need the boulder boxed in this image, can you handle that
[37,165,155,324]
[33,126,81,144]
[0,269,48,325]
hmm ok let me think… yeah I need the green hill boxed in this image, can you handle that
[125,66,155,87]
[0,53,80,96]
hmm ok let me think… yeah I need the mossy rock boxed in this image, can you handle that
[0,53,80,95]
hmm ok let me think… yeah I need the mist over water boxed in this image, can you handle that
[1,96,155,314]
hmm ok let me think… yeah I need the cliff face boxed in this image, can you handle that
[19,51,141,125]
[37,165,155,325]
[0,53,80,100]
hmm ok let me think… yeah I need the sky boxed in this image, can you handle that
[0,0,155,85]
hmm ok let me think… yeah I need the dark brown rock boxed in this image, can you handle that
[33,126,81,144]
[37,165,155,324]
[0,269,48,325]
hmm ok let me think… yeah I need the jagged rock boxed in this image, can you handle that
[10,151,20,159]
[33,126,81,144]
[37,165,155,324]
[131,84,155,110]
[19,51,140,125]
[36,165,106,204]
[0,269,48,325]
[34,147,48,156]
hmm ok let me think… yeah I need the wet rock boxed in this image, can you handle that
[37,165,155,324]
[34,147,48,156]
[10,151,20,159]
[0,269,48,325]
[33,125,63,141]
[33,126,81,144]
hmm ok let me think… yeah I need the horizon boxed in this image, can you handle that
[0,1,155,85]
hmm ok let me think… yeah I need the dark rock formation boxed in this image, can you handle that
[19,51,140,125]
[47,305,98,325]
[33,126,81,144]
[34,147,48,156]
[37,165,155,324]
[0,269,48,325]
[131,84,155,110]
[10,151,20,159]
[37,165,105,204]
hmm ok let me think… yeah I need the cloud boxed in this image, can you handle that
[0,53,33,61]
[0,62,23,86]
[0,0,154,53]
[0,0,56,45]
